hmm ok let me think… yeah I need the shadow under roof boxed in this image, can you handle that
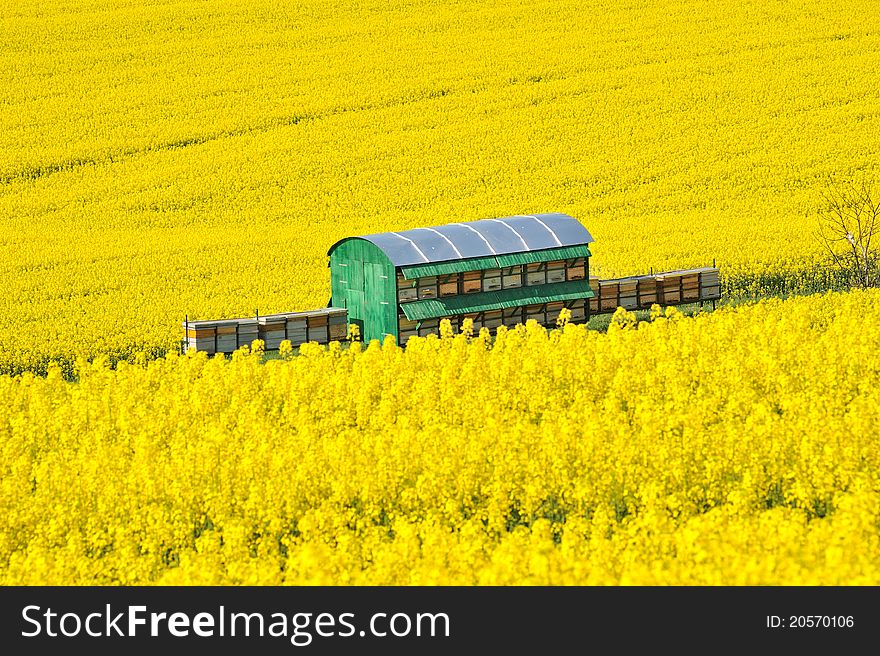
[328,213,594,267]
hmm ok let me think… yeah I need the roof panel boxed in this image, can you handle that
[328,213,593,266]
[431,223,494,259]
[531,213,594,245]
[460,220,526,255]
[500,215,563,250]
[406,227,463,262]
[364,232,431,265]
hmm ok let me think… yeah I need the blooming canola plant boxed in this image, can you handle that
[1,0,879,585]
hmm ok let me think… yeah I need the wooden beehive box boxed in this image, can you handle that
[637,278,658,307]
[656,274,682,304]
[598,280,619,311]
[545,301,565,323]
[398,315,418,342]
[183,318,258,354]
[699,268,721,300]
[502,307,525,327]
[415,318,438,337]
[681,272,701,301]
[568,299,586,322]
[257,308,348,347]
[525,304,546,325]
[589,276,600,312]
[652,267,721,303]
[617,279,638,310]
[483,309,504,328]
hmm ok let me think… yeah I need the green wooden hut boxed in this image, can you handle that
[327,213,596,345]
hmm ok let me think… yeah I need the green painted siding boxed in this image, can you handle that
[400,245,590,278]
[365,262,397,342]
[329,238,398,344]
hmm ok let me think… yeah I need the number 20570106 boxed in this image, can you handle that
[766,616,854,629]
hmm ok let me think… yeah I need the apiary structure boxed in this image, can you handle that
[327,213,596,345]
[183,213,723,353]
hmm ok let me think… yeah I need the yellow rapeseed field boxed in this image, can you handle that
[2,0,879,585]
[2,0,879,374]
[2,291,879,584]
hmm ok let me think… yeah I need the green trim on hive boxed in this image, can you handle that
[493,245,591,267]
[400,280,595,321]
[399,245,591,279]
[401,255,501,278]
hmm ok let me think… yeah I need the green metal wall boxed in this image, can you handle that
[329,238,398,344]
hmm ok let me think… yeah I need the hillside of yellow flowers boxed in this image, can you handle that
[2,0,880,375]
[2,290,879,585]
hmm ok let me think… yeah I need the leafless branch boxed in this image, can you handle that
[816,175,879,289]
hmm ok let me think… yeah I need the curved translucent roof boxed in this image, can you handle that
[329,213,594,267]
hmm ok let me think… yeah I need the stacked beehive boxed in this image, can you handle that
[545,301,564,323]
[656,267,721,304]
[598,280,620,312]
[698,268,721,300]
[589,276,600,313]
[183,318,258,355]
[636,277,658,308]
[185,308,348,354]
[258,308,348,348]
[398,316,419,343]
[601,274,661,309]
[656,273,682,304]
[502,307,523,327]
[394,266,719,344]
[258,313,303,349]
[618,279,638,310]
[525,304,545,324]
[568,299,587,322]
[590,267,721,315]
